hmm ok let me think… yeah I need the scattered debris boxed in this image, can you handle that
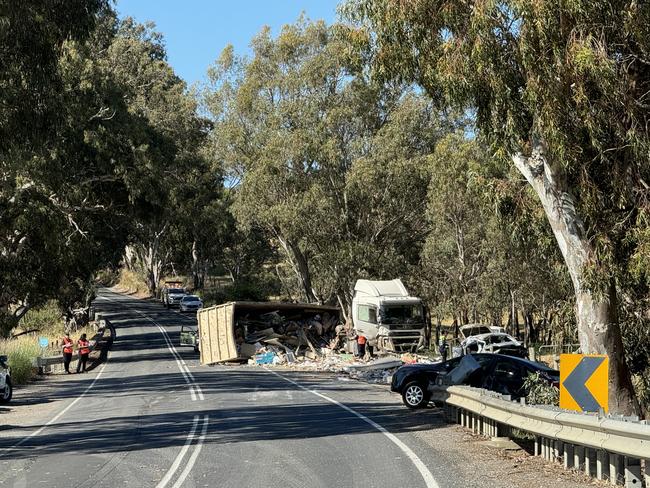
[197,300,437,384]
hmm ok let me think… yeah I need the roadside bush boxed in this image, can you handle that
[16,300,62,337]
[0,337,40,384]
[524,372,559,405]
[116,268,149,295]
[96,268,119,286]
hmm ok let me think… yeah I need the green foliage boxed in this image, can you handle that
[523,372,559,406]
[350,0,649,413]
[205,18,457,310]
[0,338,40,385]
[18,301,63,336]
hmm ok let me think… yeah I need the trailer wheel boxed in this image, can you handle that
[402,381,429,409]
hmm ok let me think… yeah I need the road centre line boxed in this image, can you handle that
[170,415,209,488]
[0,360,110,456]
[102,292,203,401]
[264,368,440,488]
[155,415,200,488]
[147,317,204,401]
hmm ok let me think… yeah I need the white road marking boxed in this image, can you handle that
[0,360,110,456]
[103,292,204,401]
[170,415,209,488]
[264,368,440,488]
[149,318,204,401]
[155,415,200,488]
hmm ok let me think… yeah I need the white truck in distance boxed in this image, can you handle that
[352,279,426,353]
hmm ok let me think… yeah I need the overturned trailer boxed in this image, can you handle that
[196,301,342,365]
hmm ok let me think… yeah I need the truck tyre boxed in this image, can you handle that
[402,380,429,409]
[1,378,12,403]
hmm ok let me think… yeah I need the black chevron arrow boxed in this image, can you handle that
[564,356,605,412]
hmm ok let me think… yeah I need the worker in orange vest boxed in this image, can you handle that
[76,333,90,373]
[62,333,74,374]
[357,334,367,359]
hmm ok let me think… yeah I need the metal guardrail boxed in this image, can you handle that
[430,385,649,487]
[35,317,114,372]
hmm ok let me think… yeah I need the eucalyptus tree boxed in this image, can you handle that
[350,0,649,413]
[107,18,209,294]
[0,0,122,334]
[206,19,454,310]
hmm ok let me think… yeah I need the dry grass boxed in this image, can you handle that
[0,336,40,384]
[115,268,150,296]
[2,323,98,385]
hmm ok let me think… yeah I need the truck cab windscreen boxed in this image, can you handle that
[380,305,423,325]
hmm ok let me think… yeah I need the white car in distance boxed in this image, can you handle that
[179,295,203,313]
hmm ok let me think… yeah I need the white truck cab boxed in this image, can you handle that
[352,279,426,352]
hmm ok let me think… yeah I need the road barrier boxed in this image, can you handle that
[430,385,649,487]
[35,316,114,373]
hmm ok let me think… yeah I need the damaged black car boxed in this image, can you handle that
[393,353,559,409]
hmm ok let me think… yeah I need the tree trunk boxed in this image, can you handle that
[513,145,639,415]
[276,235,317,303]
[191,239,204,290]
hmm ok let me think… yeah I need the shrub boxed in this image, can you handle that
[18,300,62,336]
[0,337,40,384]
[116,268,149,295]
[524,371,559,405]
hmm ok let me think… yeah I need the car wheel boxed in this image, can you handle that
[402,381,429,409]
[1,378,12,403]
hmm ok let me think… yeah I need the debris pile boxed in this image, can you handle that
[226,307,436,385]
[234,310,349,365]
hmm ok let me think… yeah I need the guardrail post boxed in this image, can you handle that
[644,459,649,488]
[554,440,563,462]
[574,445,585,472]
[585,448,593,477]
[597,450,609,480]
[535,437,540,457]
[564,443,574,469]
[610,453,623,485]
[545,438,552,461]
[623,457,641,487]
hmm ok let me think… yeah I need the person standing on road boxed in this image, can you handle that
[62,333,74,374]
[357,335,367,359]
[76,333,90,373]
[439,334,449,362]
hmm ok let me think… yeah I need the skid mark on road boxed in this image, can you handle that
[264,368,440,488]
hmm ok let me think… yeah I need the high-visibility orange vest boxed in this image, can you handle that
[63,338,73,354]
[357,335,367,345]
[78,339,90,355]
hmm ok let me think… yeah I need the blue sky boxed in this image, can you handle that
[115,1,341,87]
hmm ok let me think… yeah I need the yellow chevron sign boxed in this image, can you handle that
[559,354,608,413]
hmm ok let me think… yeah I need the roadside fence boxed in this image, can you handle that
[34,315,115,374]
[431,385,649,487]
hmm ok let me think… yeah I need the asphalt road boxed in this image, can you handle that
[0,289,478,488]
